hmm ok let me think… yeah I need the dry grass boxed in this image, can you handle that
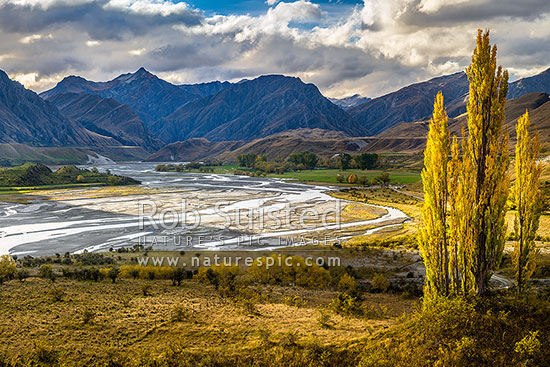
[0,277,415,362]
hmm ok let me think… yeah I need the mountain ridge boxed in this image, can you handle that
[40,68,231,125]
[0,70,118,148]
[45,92,164,152]
[151,74,368,143]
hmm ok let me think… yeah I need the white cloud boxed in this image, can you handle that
[1,0,550,98]
[3,0,93,10]
[86,40,101,47]
[129,48,146,55]
[417,0,470,14]
[10,71,63,90]
[104,0,191,16]
[268,0,322,23]
[20,34,42,44]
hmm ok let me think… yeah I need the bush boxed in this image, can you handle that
[171,304,190,322]
[514,331,541,360]
[171,267,187,286]
[82,308,96,324]
[317,307,333,328]
[39,264,54,279]
[358,296,550,367]
[48,287,65,302]
[0,255,17,285]
[141,283,152,296]
[329,293,364,317]
[17,269,29,282]
[371,273,389,293]
[107,267,120,283]
[338,273,358,297]
[347,174,358,184]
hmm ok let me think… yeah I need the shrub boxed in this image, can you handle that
[0,255,17,284]
[233,287,261,315]
[338,273,358,297]
[329,293,364,317]
[130,268,140,280]
[371,273,389,293]
[82,308,96,324]
[17,269,29,282]
[171,267,186,286]
[316,307,333,328]
[279,331,299,347]
[171,304,189,322]
[347,174,358,184]
[48,287,65,302]
[141,283,152,296]
[282,295,307,308]
[515,331,541,360]
[358,176,369,186]
[107,267,120,283]
[39,264,53,279]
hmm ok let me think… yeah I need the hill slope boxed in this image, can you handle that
[46,93,163,151]
[377,92,550,151]
[328,94,371,110]
[0,70,117,148]
[508,68,550,99]
[151,75,368,143]
[349,72,469,135]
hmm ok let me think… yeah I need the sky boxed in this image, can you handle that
[1,0,550,98]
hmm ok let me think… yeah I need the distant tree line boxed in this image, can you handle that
[155,162,218,173]
[236,152,379,174]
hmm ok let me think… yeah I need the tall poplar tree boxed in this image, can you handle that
[512,111,542,292]
[463,29,510,295]
[448,133,476,295]
[419,92,451,299]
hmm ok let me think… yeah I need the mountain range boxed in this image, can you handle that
[45,92,163,152]
[1,65,550,164]
[349,72,469,135]
[379,92,550,150]
[40,68,231,125]
[0,70,118,148]
[151,75,369,142]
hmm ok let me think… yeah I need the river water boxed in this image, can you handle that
[0,163,408,256]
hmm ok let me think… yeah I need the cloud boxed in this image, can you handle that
[0,0,203,40]
[19,33,53,44]
[104,0,192,16]
[1,0,550,97]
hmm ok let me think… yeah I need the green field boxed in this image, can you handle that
[164,164,421,185]
[269,169,421,184]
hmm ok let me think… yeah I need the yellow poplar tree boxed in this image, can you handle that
[448,133,476,295]
[463,29,510,295]
[512,111,542,292]
[419,92,451,299]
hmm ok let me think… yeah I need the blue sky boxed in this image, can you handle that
[187,0,362,16]
[1,0,549,98]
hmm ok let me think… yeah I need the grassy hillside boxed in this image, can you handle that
[0,163,139,191]
[0,143,90,166]
[0,247,548,366]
